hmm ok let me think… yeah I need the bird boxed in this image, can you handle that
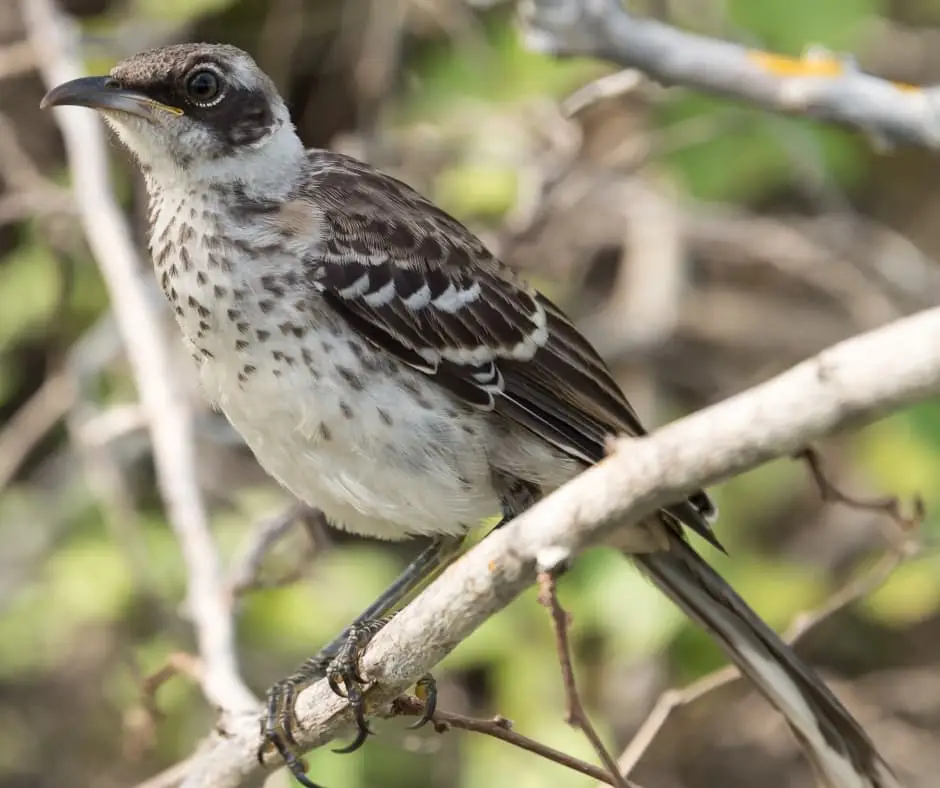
[41,43,900,788]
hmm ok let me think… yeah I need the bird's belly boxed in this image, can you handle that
[199,340,500,541]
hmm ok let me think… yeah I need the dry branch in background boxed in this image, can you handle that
[537,559,633,788]
[22,0,257,715]
[521,0,940,149]
[391,695,633,787]
[179,308,940,787]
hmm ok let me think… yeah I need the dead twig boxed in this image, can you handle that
[228,501,323,598]
[392,695,644,787]
[537,552,631,788]
[141,652,206,712]
[0,369,76,491]
[124,652,204,761]
[796,446,925,533]
[784,546,919,642]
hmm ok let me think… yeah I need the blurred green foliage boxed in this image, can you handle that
[3,1,940,786]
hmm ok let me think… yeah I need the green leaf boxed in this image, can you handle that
[434,162,518,220]
[863,558,940,625]
[131,0,237,22]
[0,243,59,348]
[729,0,883,54]
[659,98,865,201]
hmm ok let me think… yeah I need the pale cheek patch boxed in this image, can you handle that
[102,115,161,167]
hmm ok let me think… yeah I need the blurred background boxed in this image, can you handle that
[2,0,940,786]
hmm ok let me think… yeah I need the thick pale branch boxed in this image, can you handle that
[521,0,940,148]
[184,306,940,787]
[23,0,256,714]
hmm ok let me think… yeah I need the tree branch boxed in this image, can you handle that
[23,0,256,714]
[520,0,940,148]
[180,305,940,786]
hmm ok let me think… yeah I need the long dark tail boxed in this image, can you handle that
[632,527,901,788]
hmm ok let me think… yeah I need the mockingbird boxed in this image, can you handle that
[42,43,899,788]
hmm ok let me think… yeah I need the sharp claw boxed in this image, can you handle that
[278,683,300,747]
[259,681,317,782]
[282,749,323,788]
[265,730,323,788]
[323,624,378,755]
[408,674,437,729]
[264,621,387,773]
[352,712,374,738]
[293,774,325,788]
[342,671,375,743]
[327,673,345,698]
[408,698,436,729]
[332,722,372,754]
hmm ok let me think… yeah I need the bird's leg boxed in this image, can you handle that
[259,534,464,779]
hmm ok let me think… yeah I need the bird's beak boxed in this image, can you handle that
[40,76,182,119]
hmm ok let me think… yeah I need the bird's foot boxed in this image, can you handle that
[408,673,438,729]
[258,614,439,783]
[322,619,441,749]
[325,620,383,753]
[259,675,323,788]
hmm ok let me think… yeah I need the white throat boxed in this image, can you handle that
[109,113,306,200]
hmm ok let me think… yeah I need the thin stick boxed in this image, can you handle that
[796,446,925,532]
[537,563,631,788]
[391,696,644,788]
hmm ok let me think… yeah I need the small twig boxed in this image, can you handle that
[796,446,925,532]
[141,652,205,711]
[228,501,309,598]
[228,503,328,600]
[610,665,740,780]
[561,68,645,116]
[537,555,631,788]
[391,695,643,787]
[124,652,204,761]
[0,312,130,492]
[785,544,919,642]
[0,368,76,491]
[75,403,148,447]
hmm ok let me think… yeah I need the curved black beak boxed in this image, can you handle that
[40,76,178,119]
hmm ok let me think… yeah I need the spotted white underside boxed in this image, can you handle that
[143,133,576,539]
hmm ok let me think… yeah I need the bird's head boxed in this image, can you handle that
[41,43,303,186]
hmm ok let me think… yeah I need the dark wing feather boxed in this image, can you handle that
[294,151,717,541]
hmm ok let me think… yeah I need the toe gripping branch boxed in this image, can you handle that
[257,535,461,787]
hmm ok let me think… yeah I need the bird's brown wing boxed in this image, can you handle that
[290,151,715,533]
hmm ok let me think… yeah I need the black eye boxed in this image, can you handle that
[185,69,222,105]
